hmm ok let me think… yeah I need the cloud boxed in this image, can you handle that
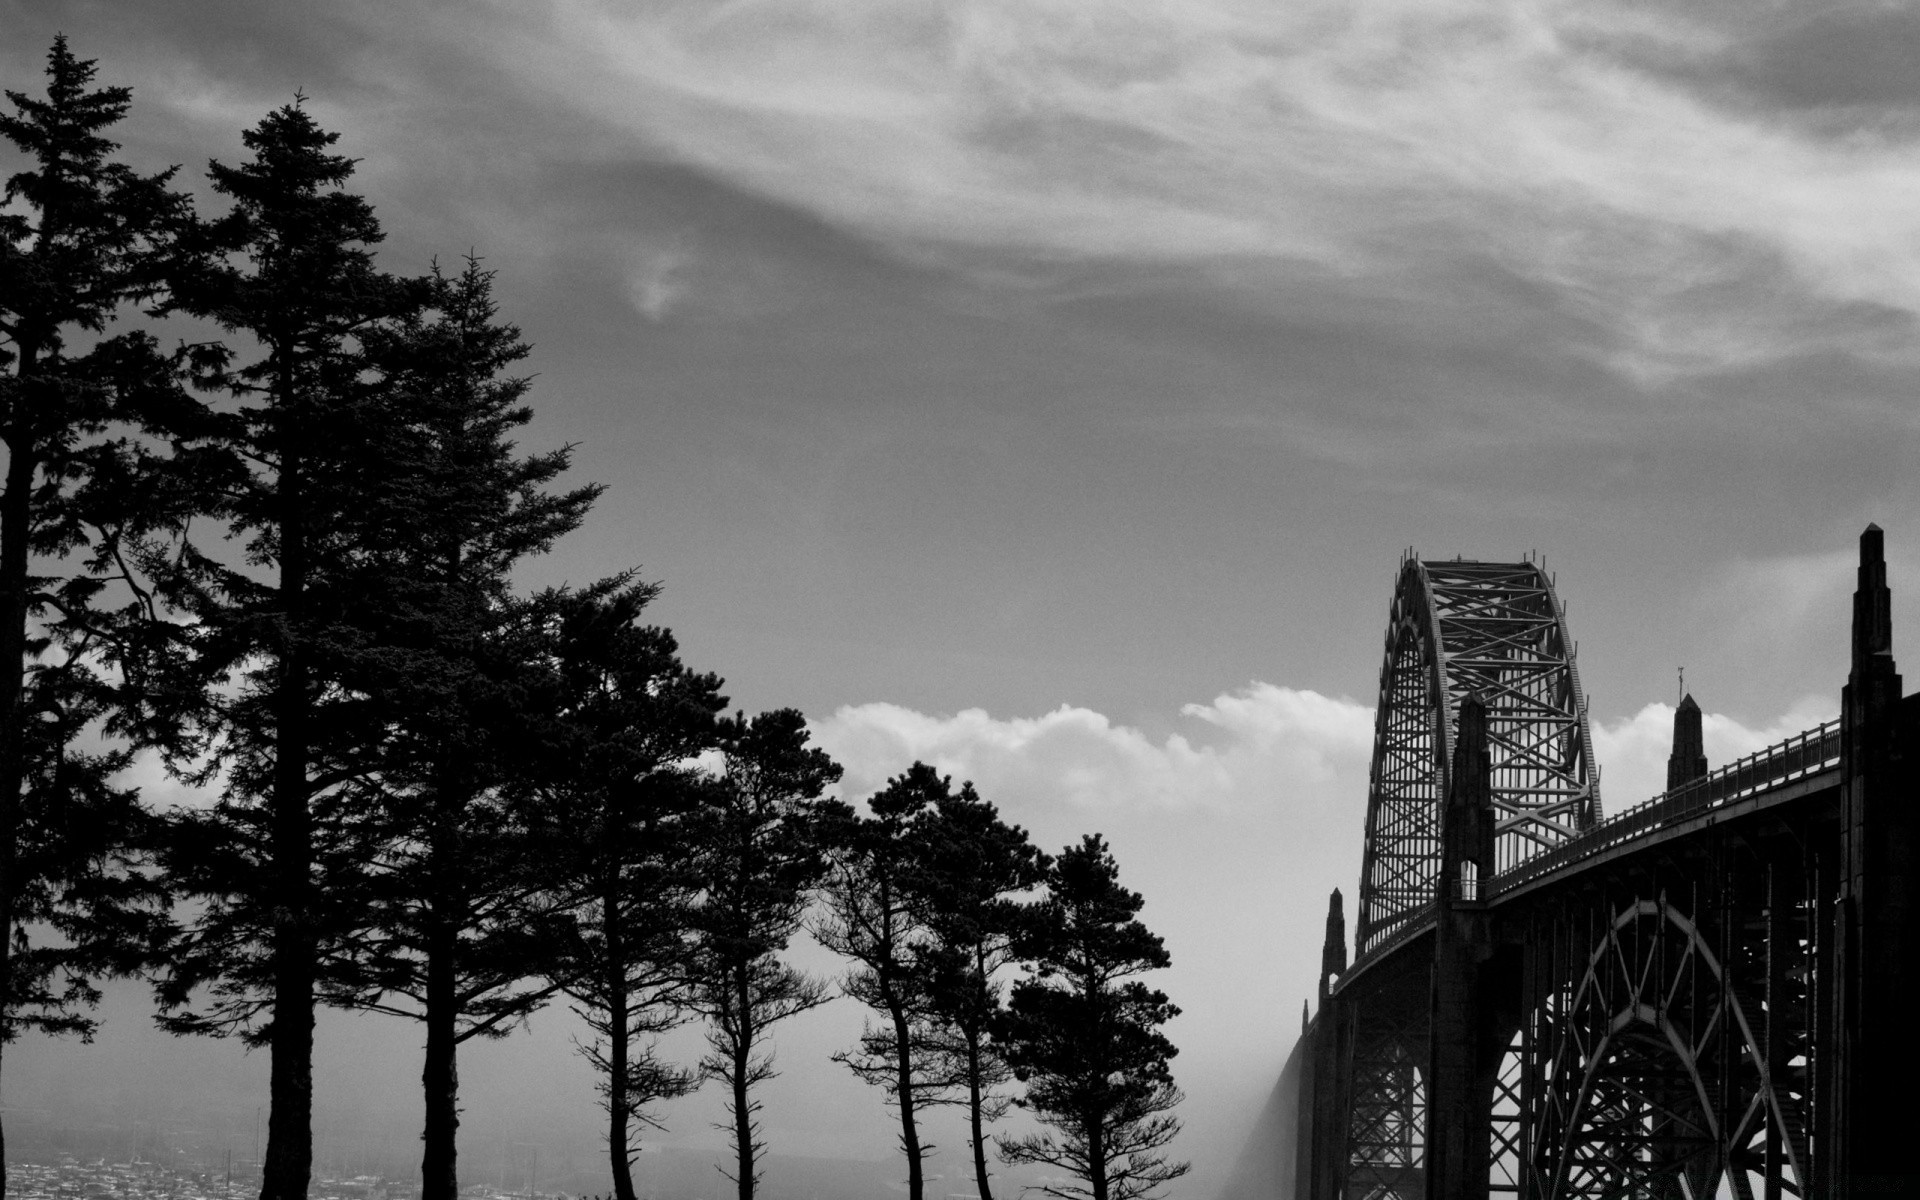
[27,0,1920,396]
[816,678,1845,829]
[1687,5,1920,112]
[1591,695,1838,814]
[454,0,1920,378]
[814,681,1375,813]
[624,240,693,320]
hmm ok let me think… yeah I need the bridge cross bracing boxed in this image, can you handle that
[1356,557,1598,958]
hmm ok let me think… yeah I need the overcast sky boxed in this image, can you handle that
[6,0,1920,1195]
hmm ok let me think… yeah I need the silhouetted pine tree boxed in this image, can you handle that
[997,834,1189,1200]
[534,581,726,1200]
[686,709,839,1200]
[317,259,601,1200]
[141,100,424,1200]
[812,763,954,1200]
[0,37,188,1193]
[914,776,1045,1200]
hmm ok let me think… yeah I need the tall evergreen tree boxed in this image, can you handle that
[535,581,726,1200]
[687,709,839,1200]
[813,764,950,1200]
[141,100,422,1200]
[997,835,1189,1200]
[318,259,601,1200]
[0,37,186,1192]
[915,777,1045,1200]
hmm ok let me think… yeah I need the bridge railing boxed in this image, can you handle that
[1492,718,1841,896]
[1342,719,1841,982]
[1353,899,1438,965]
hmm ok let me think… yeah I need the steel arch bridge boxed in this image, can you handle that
[1357,556,1600,960]
[1235,527,1920,1200]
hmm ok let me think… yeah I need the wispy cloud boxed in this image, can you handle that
[458,0,1920,378]
[623,238,694,320]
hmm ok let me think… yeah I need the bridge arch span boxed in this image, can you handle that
[1356,558,1601,957]
[1524,896,1808,1199]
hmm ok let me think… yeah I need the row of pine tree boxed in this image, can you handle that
[0,38,1187,1200]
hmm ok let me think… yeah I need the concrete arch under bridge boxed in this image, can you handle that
[1226,526,1920,1200]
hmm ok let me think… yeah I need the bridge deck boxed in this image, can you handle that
[1338,717,1841,989]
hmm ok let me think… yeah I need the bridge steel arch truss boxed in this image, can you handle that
[1281,529,1920,1200]
[1357,558,1601,958]
[1507,821,1832,1199]
[1319,741,1840,1200]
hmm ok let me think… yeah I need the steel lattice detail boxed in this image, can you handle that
[1343,969,1431,1200]
[1356,558,1601,954]
[1520,897,1812,1199]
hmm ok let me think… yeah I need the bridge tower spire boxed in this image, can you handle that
[1666,692,1708,791]
[1836,522,1920,1194]
[1319,888,1347,1005]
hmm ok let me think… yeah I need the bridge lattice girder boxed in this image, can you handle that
[1356,558,1600,956]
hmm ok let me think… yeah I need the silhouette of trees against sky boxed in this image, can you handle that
[0,36,1190,1200]
[998,834,1190,1200]
[686,709,840,1200]
[315,258,601,1200]
[812,764,950,1200]
[914,771,1048,1200]
[534,580,726,1200]
[812,763,1053,1200]
[138,97,430,1200]
[0,37,193,1199]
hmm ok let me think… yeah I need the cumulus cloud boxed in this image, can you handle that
[814,681,1374,813]
[816,679,1844,839]
[460,0,1920,377]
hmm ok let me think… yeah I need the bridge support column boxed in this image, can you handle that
[1301,890,1349,1200]
[1835,524,1920,1195]
[1301,995,1347,1199]
[1427,695,1498,1200]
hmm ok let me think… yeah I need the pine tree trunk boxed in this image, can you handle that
[0,389,38,1200]
[607,1024,635,1200]
[421,898,460,1200]
[891,1004,922,1200]
[605,891,636,1200]
[261,926,315,1200]
[965,1028,993,1200]
[262,424,314,1200]
[1086,1114,1106,1200]
[732,962,755,1200]
[731,1056,754,1200]
[262,674,315,1200]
